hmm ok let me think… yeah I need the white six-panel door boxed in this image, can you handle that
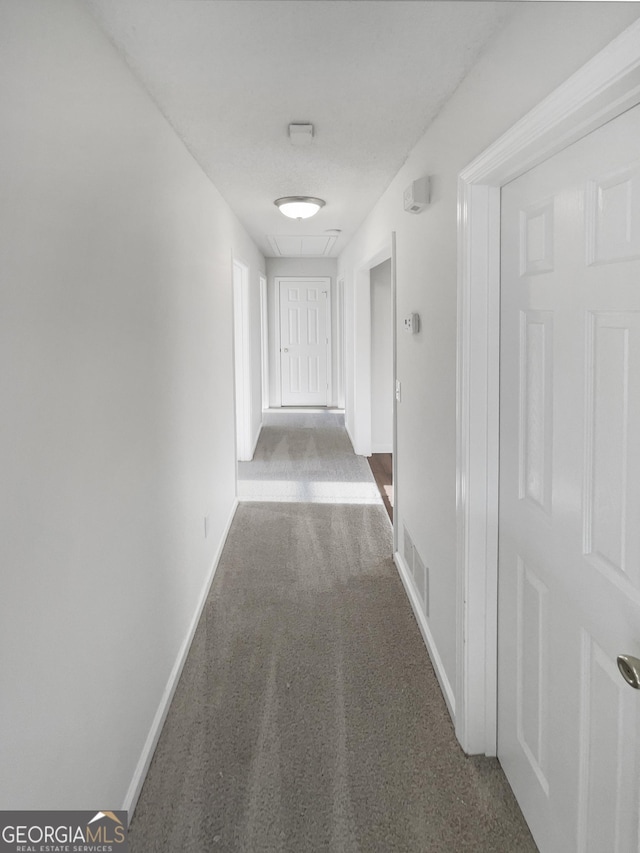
[279,279,330,407]
[499,104,640,852]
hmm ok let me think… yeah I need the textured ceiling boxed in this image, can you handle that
[86,1,512,257]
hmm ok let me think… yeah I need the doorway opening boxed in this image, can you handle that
[275,276,332,408]
[456,14,640,759]
[456,19,640,852]
[350,236,397,541]
[367,257,394,522]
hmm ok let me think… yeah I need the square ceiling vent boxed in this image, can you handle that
[267,234,337,257]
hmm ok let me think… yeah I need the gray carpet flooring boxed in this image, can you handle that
[237,412,381,504]
[130,416,536,852]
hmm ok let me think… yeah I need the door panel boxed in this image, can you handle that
[279,281,329,406]
[499,104,640,853]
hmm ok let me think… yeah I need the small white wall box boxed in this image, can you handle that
[289,123,314,146]
[404,313,420,334]
[403,176,430,213]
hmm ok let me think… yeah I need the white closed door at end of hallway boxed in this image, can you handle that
[279,281,329,406]
[499,103,640,853]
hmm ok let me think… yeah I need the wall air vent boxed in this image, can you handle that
[403,526,414,572]
[403,524,429,615]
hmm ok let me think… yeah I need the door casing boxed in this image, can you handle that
[351,243,393,456]
[274,276,332,408]
[233,258,252,462]
[456,18,640,757]
[337,276,346,410]
[259,273,269,411]
[349,235,399,552]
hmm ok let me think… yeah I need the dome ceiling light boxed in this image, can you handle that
[274,196,325,220]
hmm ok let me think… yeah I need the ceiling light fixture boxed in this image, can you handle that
[274,196,325,220]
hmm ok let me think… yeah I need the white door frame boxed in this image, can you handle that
[350,235,398,552]
[259,273,269,411]
[233,259,252,461]
[337,276,346,409]
[352,241,393,456]
[391,233,398,554]
[274,277,332,408]
[456,19,640,757]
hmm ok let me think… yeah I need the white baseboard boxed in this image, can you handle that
[393,550,456,722]
[123,497,239,819]
[249,421,262,459]
[370,443,392,454]
[264,407,345,414]
[344,421,360,455]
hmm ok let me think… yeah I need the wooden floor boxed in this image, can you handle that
[367,453,393,522]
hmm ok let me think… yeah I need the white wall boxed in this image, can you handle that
[370,259,393,453]
[265,257,338,407]
[338,3,640,726]
[0,0,264,810]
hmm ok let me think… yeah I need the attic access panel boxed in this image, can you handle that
[267,235,337,257]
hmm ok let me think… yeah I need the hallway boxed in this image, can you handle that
[4,3,640,844]
[129,415,535,852]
